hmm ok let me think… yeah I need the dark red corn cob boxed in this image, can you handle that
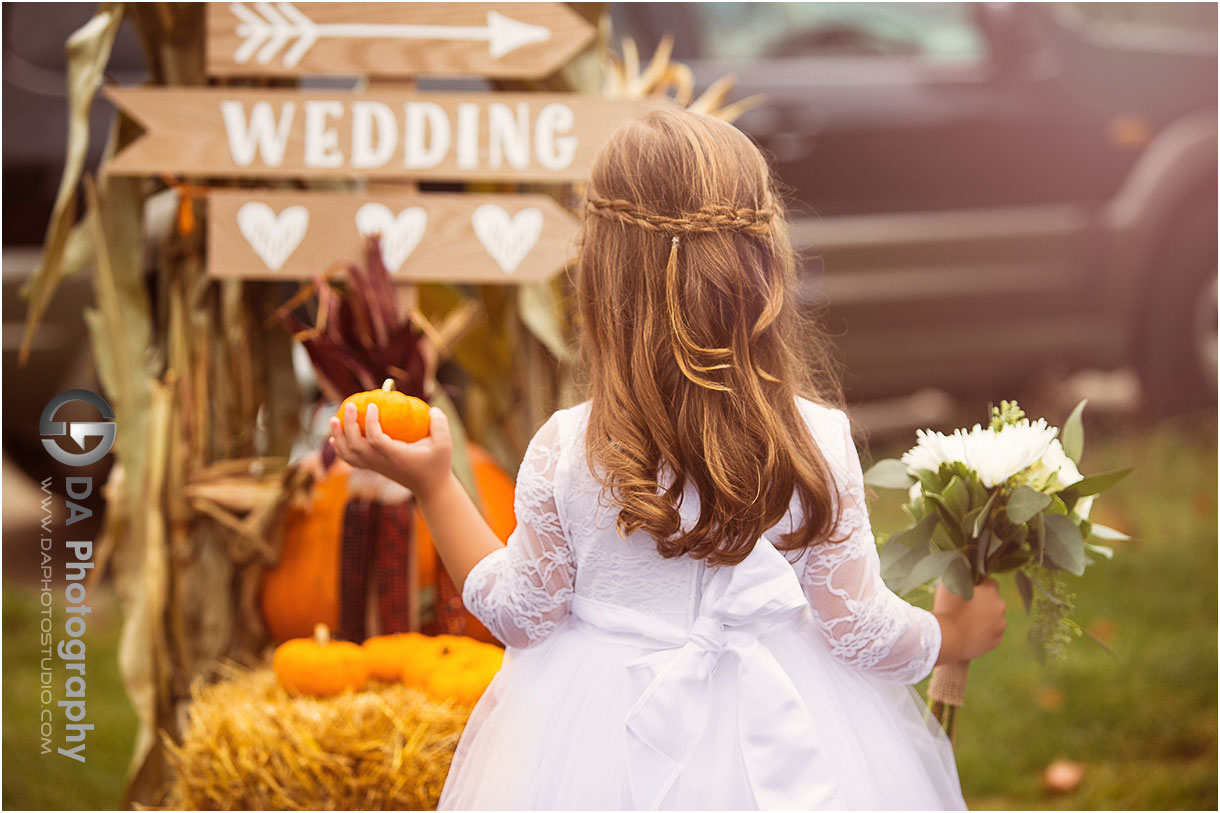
[375,501,414,634]
[435,566,467,636]
[339,498,376,642]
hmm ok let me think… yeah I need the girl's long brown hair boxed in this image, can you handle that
[576,107,846,566]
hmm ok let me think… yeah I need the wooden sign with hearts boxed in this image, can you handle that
[206,3,597,79]
[102,87,666,182]
[207,189,579,282]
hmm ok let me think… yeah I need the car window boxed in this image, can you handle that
[689,2,986,64]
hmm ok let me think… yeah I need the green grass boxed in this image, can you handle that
[867,412,1218,810]
[2,583,136,810]
[2,414,1215,809]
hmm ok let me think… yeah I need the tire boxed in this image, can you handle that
[1137,202,1218,417]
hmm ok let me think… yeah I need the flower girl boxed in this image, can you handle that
[330,107,1007,810]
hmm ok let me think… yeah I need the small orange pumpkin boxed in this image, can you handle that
[362,632,428,683]
[338,378,430,443]
[273,623,369,697]
[423,639,505,705]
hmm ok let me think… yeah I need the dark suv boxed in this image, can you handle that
[611,2,1217,413]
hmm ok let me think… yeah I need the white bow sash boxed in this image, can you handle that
[570,540,845,810]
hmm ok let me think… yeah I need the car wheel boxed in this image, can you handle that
[1137,203,1218,417]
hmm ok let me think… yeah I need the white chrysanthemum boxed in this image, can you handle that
[902,419,1059,488]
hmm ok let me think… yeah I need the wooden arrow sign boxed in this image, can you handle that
[102,87,664,182]
[206,2,596,79]
[207,189,579,282]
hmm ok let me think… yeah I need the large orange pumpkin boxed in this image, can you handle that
[262,453,349,641]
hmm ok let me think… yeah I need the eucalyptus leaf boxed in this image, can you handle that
[975,529,991,572]
[1061,399,1087,464]
[1032,511,1046,565]
[1015,569,1034,613]
[1043,513,1087,576]
[943,475,970,517]
[1007,485,1052,524]
[942,556,974,599]
[879,514,938,578]
[972,489,999,538]
[863,458,916,490]
[900,549,962,595]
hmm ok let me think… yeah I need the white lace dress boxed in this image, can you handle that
[439,399,966,810]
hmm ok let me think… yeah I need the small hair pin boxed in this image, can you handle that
[671,236,680,246]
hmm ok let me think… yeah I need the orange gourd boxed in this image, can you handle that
[338,378,430,443]
[362,632,428,682]
[273,623,369,697]
[262,454,349,641]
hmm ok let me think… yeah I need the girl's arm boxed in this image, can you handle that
[330,403,577,647]
[329,403,501,591]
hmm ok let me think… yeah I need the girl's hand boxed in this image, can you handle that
[329,402,452,498]
[933,578,1007,663]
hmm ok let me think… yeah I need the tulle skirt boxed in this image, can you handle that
[438,607,966,810]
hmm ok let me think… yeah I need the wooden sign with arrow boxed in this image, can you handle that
[207,189,580,282]
[206,2,597,79]
[102,87,664,182]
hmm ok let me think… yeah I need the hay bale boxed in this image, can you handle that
[165,665,471,810]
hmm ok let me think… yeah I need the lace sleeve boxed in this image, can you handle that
[796,406,941,684]
[461,413,576,648]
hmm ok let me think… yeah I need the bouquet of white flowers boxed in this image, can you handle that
[864,400,1130,740]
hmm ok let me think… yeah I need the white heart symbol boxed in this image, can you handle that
[471,205,542,274]
[355,203,428,273]
[236,202,308,271]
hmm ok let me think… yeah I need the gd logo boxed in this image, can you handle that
[39,390,116,468]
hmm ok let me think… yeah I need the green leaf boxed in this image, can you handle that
[943,475,971,517]
[1043,514,1087,576]
[1032,511,1046,565]
[1065,467,1133,498]
[912,467,942,495]
[880,515,938,579]
[900,549,962,595]
[971,490,999,538]
[974,529,992,572]
[864,458,917,490]
[1007,485,1052,524]
[1088,522,1131,542]
[991,553,1032,573]
[942,556,974,599]
[1061,399,1087,464]
[1015,570,1034,613]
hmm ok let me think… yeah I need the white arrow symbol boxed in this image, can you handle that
[230,3,552,68]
